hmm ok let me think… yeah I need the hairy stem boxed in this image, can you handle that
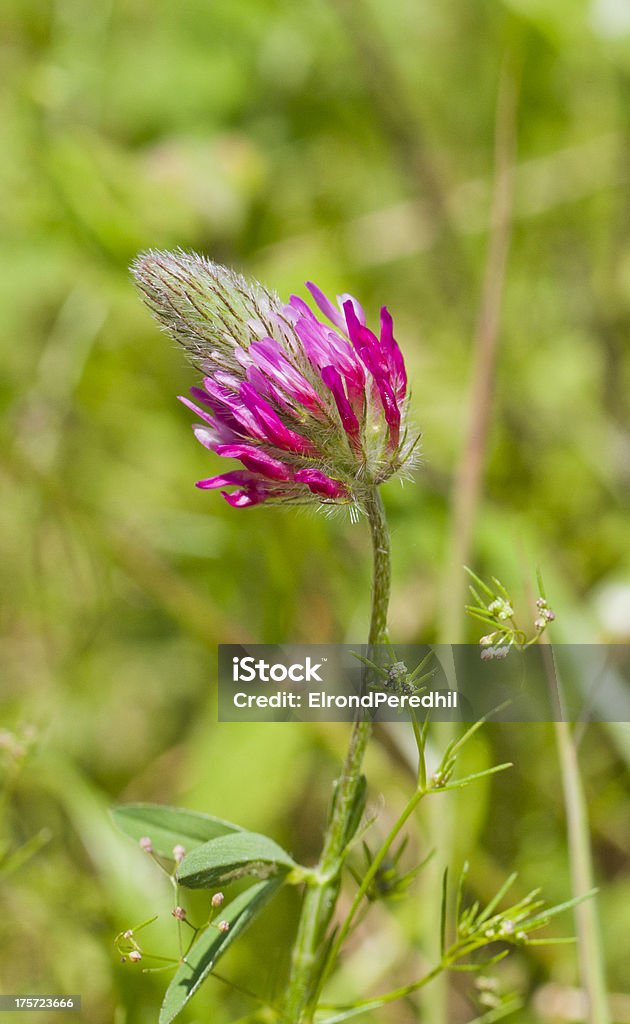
[316,784,428,1003]
[282,487,391,1023]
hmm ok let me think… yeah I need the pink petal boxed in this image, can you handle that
[214,444,292,480]
[306,282,346,330]
[379,307,407,399]
[321,365,361,445]
[221,489,267,508]
[240,383,315,455]
[196,470,257,490]
[294,468,348,499]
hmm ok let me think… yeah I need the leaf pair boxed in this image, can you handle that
[112,803,296,1022]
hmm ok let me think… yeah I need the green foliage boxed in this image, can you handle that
[2,0,630,1020]
[176,832,299,889]
[112,803,242,859]
[159,879,284,1024]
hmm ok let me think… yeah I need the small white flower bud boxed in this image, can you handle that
[128,950,142,963]
[172,906,187,921]
[476,977,499,992]
[211,892,225,908]
[172,844,186,864]
[123,929,134,940]
[488,599,513,620]
[480,634,496,647]
[217,920,230,933]
[139,836,153,853]
[534,617,546,630]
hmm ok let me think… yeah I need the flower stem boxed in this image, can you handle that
[316,783,428,1003]
[282,487,391,1023]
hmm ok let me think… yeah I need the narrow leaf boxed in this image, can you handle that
[343,775,367,848]
[464,566,496,599]
[159,878,282,1024]
[524,888,597,929]
[441,763,512,790]
[111,803,242,859]
[316,1001,385,1024]
[440,867,448,956]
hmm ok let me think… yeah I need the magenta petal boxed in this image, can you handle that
[214,444,292,480]
[344,302,388,374]
[249,338,323,412]
[221,489,266,508]
[321,365,361,443]
[188,387,244,436]
[196,470,258,489]
[192,424,222,450]
[375,378,401,447]
[305,282,346,330]
[178,394,217,427]
[189,386,216,408]
[214,370,243,390]
[338,292,366,326]
[288,295,316,320]
[294,317,365,388]
[200,378,267,440]
[379,307,407,399]
[240,382,315,455]
[294,468,347,499]
[246,365,288,412]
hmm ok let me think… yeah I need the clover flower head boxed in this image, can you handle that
[132,251,418,513]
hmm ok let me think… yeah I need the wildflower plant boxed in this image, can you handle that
[113,253,587,1024]
[465,567,556,658]
[132,251,418,512]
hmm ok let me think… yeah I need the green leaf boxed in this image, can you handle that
[440,867,448,956]
[524,887,598,929]
[343,774,367,847]
[159,878,282,1024]
[111,803,242,859]
[177,831,298,889]
[316,1001,385,1024]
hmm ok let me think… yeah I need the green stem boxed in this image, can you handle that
[542,646,609,1024]
[553,722,610,1023]
[282,487,391,1024]
[316,785,428,1002]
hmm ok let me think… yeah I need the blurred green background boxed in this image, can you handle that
[1,0,630,1021]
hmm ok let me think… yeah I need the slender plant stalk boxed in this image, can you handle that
[542,647,610,1024]
[555,722,610,1023]
[317,784,428,1001]
[424,60,519,1024]
[439,58,517,641]
[282,487,391,1023]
